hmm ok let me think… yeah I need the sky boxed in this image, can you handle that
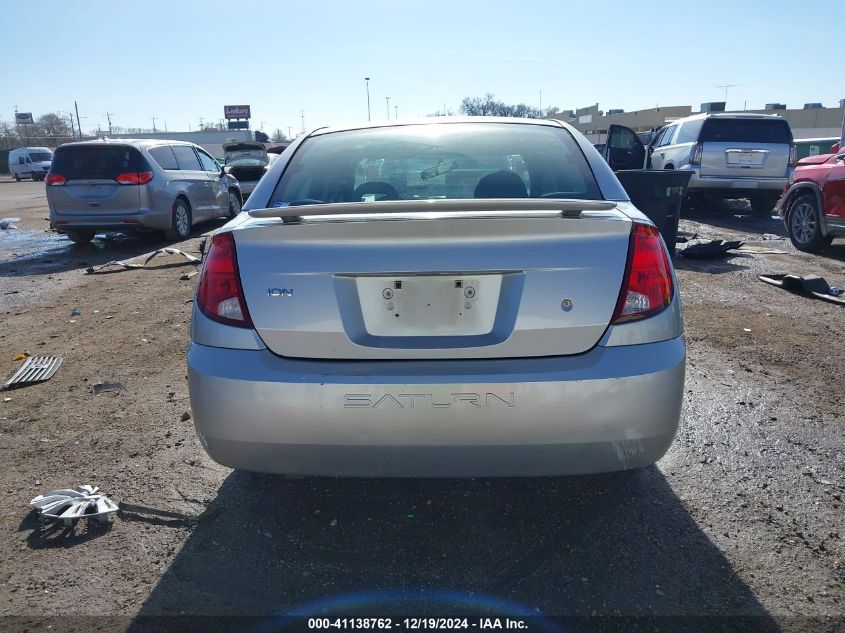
[2,0,843,136]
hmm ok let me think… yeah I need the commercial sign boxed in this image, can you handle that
[224,105,251,119]
[15,112,34,124]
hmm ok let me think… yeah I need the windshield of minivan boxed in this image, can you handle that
[271,123,600,204]
[29,152,53,162]
[700,118,792,144]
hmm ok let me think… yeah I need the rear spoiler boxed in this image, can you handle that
[248,198,618,224]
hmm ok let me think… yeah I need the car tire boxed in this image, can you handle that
[14,173,21,182]
[65,229,95,245]
[787,194,827,252]
[749,193,779,216]
[228,189,242,218]
[164,199,192,241]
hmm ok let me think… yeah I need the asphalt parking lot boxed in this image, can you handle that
[0,177,843,632]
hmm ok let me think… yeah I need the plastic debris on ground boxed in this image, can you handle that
[85,248,201,274]
[675,232,698,244]
[1,356,63,391]
[92,381,123,395]
[735,245,789,255]
[758,274,845,306]
[30,485,118,526]
[678,239,744,259]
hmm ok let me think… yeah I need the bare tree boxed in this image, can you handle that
[459,93,557,119]
[270,128,289,143]
[37,113,72,138]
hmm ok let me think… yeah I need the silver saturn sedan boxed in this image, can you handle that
[188,117,685,477]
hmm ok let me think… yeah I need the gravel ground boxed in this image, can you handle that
[0,179,842,632]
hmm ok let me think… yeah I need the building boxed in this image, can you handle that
[95,130,256,160]
[553,101,845,144]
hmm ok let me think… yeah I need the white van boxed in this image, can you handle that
[8,147,54,181]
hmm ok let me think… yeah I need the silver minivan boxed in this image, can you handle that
[603,113,795,214]
[46,140,242,244]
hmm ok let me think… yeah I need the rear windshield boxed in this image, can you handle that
[700,118,792,144]
[269,123,601,205]
[52,145,144,180]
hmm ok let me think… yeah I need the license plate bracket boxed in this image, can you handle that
[356,275,501,337]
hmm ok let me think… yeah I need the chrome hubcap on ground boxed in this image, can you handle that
[175,206,189,236]
[229,192,241,216]
[790,203,815,244]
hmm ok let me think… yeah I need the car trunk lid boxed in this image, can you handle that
[232,201,633,360]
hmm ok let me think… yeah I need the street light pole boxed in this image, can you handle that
[386,96,390,120]
[365,77,371,122]
[395,105,398,119]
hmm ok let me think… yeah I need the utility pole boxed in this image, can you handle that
[152,116,157,133]
[164,121,168,132]
[199,117,204,130]
[74,101,82,138]
[395,105,398,119]
[105,112,113,134]
[301,110,305,134]
[386,96,390,120]
[287,126,292,139]
[539,90,542,112]
[68,113,76,140]
[365,77,371,121]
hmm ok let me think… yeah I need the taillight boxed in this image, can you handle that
[115,171,153,185]
[45,173,66,186]
[611,223,673,324]
[196,232,253,328]
[689,142,703,166]
[788,144,797,167]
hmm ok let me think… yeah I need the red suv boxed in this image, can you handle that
[778,140,845,251]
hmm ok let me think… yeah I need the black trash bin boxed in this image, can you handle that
[614,170,693,256]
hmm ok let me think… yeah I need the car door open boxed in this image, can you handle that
[603,124,647,171]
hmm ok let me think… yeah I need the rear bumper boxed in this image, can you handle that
[49,207,171,232]
[187,337,686,477]
[685,168,789,195]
